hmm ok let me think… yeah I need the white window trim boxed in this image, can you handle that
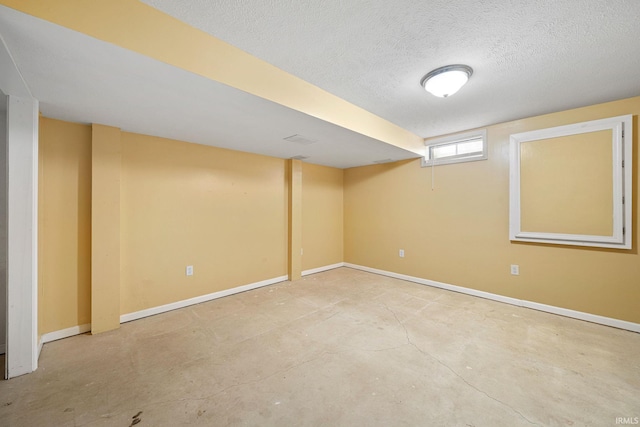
[422,129,488,167]
[509,114,632,249]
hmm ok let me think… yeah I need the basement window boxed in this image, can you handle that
[422,129,487,167]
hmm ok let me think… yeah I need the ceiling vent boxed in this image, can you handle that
[283,134,318,145]
[373,158,394,164]
[290,155,309,160]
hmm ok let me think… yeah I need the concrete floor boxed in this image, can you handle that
[1,267,639,426]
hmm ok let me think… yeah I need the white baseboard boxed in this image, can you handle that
[39,262,637,345]
[0,343,5,355]
[41,323,91,344]
[37,275,289,346]
[302,262,345,276]
[120,274,289,323]
[344,263,640,334]
[518,300,640,333]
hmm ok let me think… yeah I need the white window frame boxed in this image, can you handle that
[509,114,632,249]
[422,129,487,167]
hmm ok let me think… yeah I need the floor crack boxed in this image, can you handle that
[380,303,541,427]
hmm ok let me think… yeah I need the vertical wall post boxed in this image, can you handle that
[91,124,121,334]
[6,95,39,378]
[288,159,302,280]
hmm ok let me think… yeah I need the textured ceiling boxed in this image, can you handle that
[0,6,417,168]
[3,1,640,168]
[142,0,640,138]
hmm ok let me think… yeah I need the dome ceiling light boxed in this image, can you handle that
[421,64,473,98]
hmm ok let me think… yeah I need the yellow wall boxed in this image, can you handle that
[302,163,344,271]
[38,118,92,334]
[288,160,303,280]
[120,132,288,314]
[91,124,122,333]
[520,130,613,235]
[38,96,640,334]
[38,119,296,332]
[344,96,640,324]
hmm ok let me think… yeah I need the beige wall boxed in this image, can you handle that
[344,96,640,324]
[302,163,344,271]
[91,124,122,332]
[38,96,640,334]
[520,130,613,235]
[38,118,92,334]
[120,132,288,314]
[38,120,295,332]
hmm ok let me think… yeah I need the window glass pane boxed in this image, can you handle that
[423,130,487,166]
[432,144,456,158]
[457,138,483,154]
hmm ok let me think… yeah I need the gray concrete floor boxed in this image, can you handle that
[1,267,639,426]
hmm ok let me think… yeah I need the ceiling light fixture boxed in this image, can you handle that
[420,64,473,98]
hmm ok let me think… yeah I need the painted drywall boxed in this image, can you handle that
[38,118,92,335]
[302,163,344,271]
[520,130,613,235]
[0,106,6,353]
[288,160,302,280]
[91,124,122,333]
[38,119,290,329]
[344,96,640,324]
[120,132,288,314]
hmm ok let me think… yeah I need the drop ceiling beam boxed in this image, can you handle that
[0,0,423,155]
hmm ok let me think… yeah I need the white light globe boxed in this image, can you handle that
[422,66,472,98]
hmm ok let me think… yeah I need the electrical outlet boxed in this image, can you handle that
[186,265,194,276]
[399,249,405,258]
[510,264,519,276]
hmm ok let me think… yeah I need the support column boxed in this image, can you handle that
[6,95,39,378]
[288,159,302,281]
[91,124,121,334]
